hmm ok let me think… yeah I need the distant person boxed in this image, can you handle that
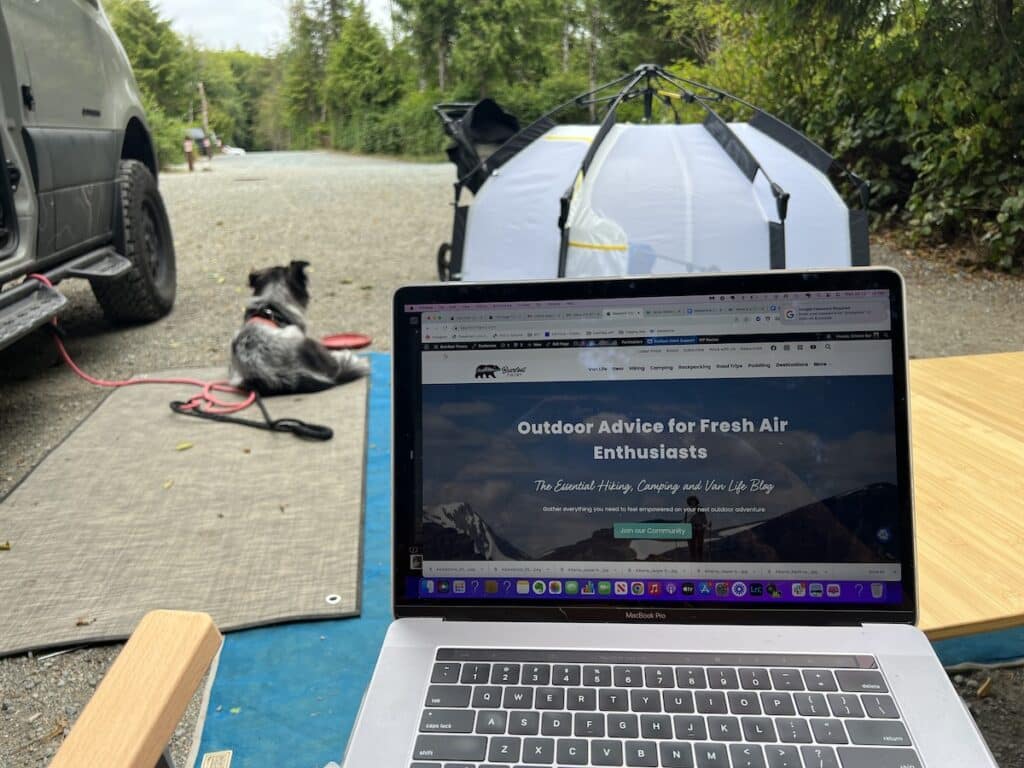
[685,495,709,562]
[183,136,194,172]
[202,136,212,162]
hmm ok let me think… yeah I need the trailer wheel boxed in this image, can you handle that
[92,160,176,323]
[437,242,452,281]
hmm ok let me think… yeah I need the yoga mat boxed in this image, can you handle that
[0,368,368,657]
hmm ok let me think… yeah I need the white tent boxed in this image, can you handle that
[436,66,869,282]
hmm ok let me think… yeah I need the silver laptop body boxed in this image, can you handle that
[344,268,996,768]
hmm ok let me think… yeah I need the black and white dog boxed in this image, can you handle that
[228,260,369,395]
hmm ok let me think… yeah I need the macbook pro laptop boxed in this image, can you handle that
[344,268,996,768]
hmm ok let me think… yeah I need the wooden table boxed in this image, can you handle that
[912,352,1024,640]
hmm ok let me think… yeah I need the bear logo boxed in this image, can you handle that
[475,364,500,379]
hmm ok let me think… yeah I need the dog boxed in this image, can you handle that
[228,260,369,395]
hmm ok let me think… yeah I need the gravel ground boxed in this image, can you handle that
[1,150,1022,766]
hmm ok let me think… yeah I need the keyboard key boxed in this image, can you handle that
[862,694,899,719]
[760,691,795,716]
[608,713,640,737]
[430,662,460,684]
[557,738,589,765]
[728,691,761,714]
[592,739,625,766]
[553,664,581,685]
[837,747,922,767]
[630,689,662,712]
[827,693,864,718]
[769,669,805,690]
[614,666,644,687]
[775,717,812,743]
[659,741,695,768]
[694,742,729,768]
[741,716,776,742]
[412,735,487,762]
[673,714,707,740]
[599,688,629,711]
[523,663,550,685]
[808,718,847,744]
[503,686,533,708]
[409,763,441,768]
[764,744,801,768]
[584,665,612,686]
[509,710,539,734]
[476,709,507,734]
[800,745,839,768]
[419,709,474,733]
[836,669,888,693]
[675,667,707,689]
[695,691,727,714]
[625,740,659,766]
[460,663,490,684]
[574,712,605,737]
[535,687,564,709]
[540,711,571,736]
[739,668,771,690]
[707,715,741,741]
[567,687,596,711]
[488,736,521,763]
[425,685,471,708]
[664,690,695,713]
[472,686,502,708]
[640,714,673,739]
[645,666,675,688]
[522,737,554,764]
[794,692,828,717]
[802,669,838,692]
[846,719,912,746]
[729,743,766,768]
[491,663,520,685]
[708,668,739,689]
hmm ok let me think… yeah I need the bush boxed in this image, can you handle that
[140,93,189,170]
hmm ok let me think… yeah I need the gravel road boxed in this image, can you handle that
[1,151,1022,766]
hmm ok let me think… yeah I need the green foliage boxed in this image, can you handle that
[324,3,399,119]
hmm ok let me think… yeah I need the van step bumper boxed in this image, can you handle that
[0,247,130,350]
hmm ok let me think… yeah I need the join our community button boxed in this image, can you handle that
[613,522,692,540]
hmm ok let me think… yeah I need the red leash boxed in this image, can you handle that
[28,274,256,415]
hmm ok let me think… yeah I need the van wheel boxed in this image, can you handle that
[92,160,176,322]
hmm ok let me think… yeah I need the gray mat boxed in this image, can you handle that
[0,368,366,657]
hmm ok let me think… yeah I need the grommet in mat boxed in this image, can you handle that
[325,594,341,605]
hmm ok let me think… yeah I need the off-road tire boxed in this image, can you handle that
[92,159,176,322]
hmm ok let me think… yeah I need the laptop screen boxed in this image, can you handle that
[393,271,915,622]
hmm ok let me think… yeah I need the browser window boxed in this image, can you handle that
[402,289,903,607]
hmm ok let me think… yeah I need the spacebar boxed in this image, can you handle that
[413,735,487,761]
[837,747,922,768]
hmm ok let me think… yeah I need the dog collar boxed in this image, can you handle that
[244,305,290,328]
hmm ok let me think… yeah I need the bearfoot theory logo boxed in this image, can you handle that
[474,364,526,379]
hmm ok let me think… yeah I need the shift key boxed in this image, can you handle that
[837,747,922,767]
[412,735,487,761]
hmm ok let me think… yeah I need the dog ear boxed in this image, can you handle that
[248,268,265,289]
[287,260,311,303]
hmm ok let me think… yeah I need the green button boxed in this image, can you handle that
[614,522,692,540]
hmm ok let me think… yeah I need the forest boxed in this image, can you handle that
[106,0,1023,267]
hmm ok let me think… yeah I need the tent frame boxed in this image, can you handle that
[436,64,870,281]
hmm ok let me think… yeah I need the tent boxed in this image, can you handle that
[435,65,869,282]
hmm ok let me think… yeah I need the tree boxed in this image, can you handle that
[282,0,324,140]
[394,0,460,90]
[324,3,398,118]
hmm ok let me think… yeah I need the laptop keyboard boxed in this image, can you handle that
[410,649,922,768]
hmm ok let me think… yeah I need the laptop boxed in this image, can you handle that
[344,268,996,768]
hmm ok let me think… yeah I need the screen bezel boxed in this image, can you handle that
[391,268,917,627]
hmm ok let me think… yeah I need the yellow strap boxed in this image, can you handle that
[567,241,629,252]
[657,89,682,101]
